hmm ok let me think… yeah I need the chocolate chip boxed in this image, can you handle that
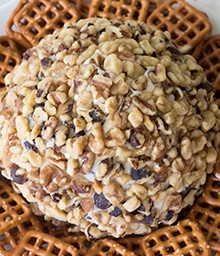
[165,210,174,220]
[11,164,27,185]
[41,57,52,67]
[93,192,112,210]
[167,45,182,56]
[23,48,35,60]
[36,89,44,97]
[197,82,214,92]
[129,130,140,148]
[109,206,122,217]
[75,130,86,137]
[24,141,38,152]
[141,214,153,225]
[34,103,45,109]
[51,193,62,202]
[89,107,104,122]
[131,168,151,180]
[73,79,83,93]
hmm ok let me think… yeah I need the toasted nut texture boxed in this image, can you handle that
[0,18,219,239]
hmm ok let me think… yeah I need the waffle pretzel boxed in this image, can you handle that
[77,0,91,18]
[147,0,212,54]
[89,0,149,22]
[5,0,32,49]
[141,219,210,256]
[0,216,42,256]
[12,0,79,46]
[187,197,220,252]
[63,235,93,256]
[12,230,79,256]
[189,40,204,60]
[0,179,33,232]
[198,34,220,94]
[147,0,163,15]
[87,238,136,256]
[0,36,22,86]
[116,236,145,256]
[203,171,220,207]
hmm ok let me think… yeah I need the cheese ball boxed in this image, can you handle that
[0,18,219,238]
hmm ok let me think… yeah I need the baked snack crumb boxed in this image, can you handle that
[0,18,219,239]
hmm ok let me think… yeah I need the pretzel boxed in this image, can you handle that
[0,179,33,232]
[187,197,220,252]
[89,0,149,22]
[87,238,137,256]
[141,219,210,256]
[77,0,91,18]
[116,236,145,256]
[0,216,42,256]
[12,0,79,46]
[147,0,163,15]
[12,230,79,256]
[202,171,220,207]
[5,0,32,49]
[189,40,204,60]
[198,34,220,94]
[147,0,212,53]
[63,235,93,256]
[0,36,22,86]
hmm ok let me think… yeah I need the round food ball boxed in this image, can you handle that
[0,18,219,238]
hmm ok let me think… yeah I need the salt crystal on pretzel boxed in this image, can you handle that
[141,219,210,256]
[89,0,149,21]
[147,0,212,54]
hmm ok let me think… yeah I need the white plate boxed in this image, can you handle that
[0,0,219,36]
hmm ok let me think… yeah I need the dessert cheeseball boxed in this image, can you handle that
[0,18,219,238]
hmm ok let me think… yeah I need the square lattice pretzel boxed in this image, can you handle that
[0,216,42,256]
[0,36,21,86]
[12,0,79,46]
[63,235,93,256]
[5,0,32,49]
[0,179,33,232]
[187,197,220,252]
[116,235,145,256]
[89,0,149,22]
[202,171,220,207]
[87,238,137,256]
[147,0,212,53]
[198,35,220,94]
[13,230,79,256]
[141,219,210,256]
